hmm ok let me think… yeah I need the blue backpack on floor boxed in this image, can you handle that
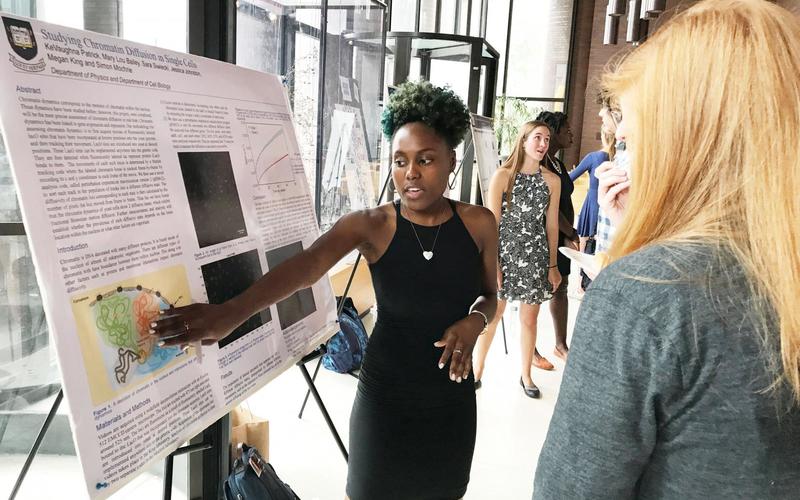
[322,296,368,373]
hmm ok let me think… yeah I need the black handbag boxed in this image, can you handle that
[224,444,300,500]
[581,237,596,290]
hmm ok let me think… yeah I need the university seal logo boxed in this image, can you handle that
[3,16,45,72]
[4,16,37,60]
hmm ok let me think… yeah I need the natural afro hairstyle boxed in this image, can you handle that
[381,80,470,148]
[535,111,568,134]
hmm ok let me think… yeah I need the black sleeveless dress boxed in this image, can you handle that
[547,156,574,277]
[346,199,483,500]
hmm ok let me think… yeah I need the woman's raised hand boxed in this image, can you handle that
[434,313,485,383]
[596,160,630,225]
[151,303,241,346]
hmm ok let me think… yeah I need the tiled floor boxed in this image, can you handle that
[0,280,582,500]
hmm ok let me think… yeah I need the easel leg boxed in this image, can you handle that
[298,356,324,419]
[163,454,174,500]
[0,388,19,445]
[291,169,393,463]
[501,317,508,355]
[162,441,213,500]
[9,389,63,500]
[298,364,349,462]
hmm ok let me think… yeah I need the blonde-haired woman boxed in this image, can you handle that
[534,0,800,497]
[472,121,561,397]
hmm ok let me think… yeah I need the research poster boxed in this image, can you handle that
[470,113,501,203]
[319,104,376,232]
[0,13,337,498]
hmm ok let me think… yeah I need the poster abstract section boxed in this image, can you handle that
[0,13,337,499]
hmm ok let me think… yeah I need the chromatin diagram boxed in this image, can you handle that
[91,285,181,385]
[71,265,193,405]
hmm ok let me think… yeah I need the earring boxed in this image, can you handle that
[448,170,457,189]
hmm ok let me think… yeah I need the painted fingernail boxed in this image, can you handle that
[439,363,444,369]
[182,345,190,352]
[157,341,165,347]
[150,322,157,328]
[149,329,155,335]
[457,376,462,383]
[450,373,455,381]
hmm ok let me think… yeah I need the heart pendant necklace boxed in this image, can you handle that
[404,205,444,261]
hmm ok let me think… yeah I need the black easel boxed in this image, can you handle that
[8,389,63,500]
[163,442,212,500]
[501,317,508,355]
[296,347,350,462]
[455,142,508,355]
[293,161,396,464]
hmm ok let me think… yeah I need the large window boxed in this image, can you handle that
[29,0,83,27]
[0,2,190,498]
[487,0,576,154]
[237,1,387,232]
[237,2,323,197]
[390,0,479,35]
[389,0,417,30]
[319,1,386,230]
[390,0,577,163]
[121,0,188,52]
[505,0,573,100]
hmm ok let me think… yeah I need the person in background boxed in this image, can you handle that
[534,1,800,497]
[571,126,616,253]
[535,111,577,364]
[569,125,616,291]
[472,121,561,397]
[594,135,630,255]
[153,81,499,500]
[594,99,627,256]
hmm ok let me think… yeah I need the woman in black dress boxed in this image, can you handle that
[535,111,578,365]
[152,81,498,499]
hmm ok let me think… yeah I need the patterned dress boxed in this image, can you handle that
[498,170,552,304]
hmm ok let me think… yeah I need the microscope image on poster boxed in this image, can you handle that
[201,249,272,348]
[178,151,248,248]
[265,241,316,330]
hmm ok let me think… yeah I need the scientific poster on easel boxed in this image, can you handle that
[319,104,376,232]
[470,113,501,203]
[0,13,337,499]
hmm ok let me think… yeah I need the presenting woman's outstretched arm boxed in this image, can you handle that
[152,209,376,346]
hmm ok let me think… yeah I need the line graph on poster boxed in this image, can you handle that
[242,122,299,192]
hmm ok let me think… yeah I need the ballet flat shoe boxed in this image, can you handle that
[519,377,541,399]
[532,356,555,371]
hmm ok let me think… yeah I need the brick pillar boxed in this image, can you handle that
[577,0,698,161]
[562,0,597,170]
